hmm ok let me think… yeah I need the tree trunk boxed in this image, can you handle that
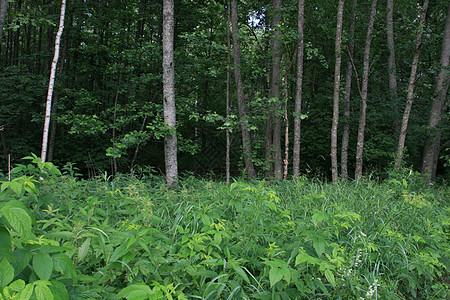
[271,0,283,180]
[41,0,66,163]
[340,0,357,180]
[394,0,429,168]
[355,0,377,180]
[163,0,178,187]
[331,0,345,183]
[0,0,8,47]
[386,0,400,134]
[422,4,450,181]
[231,0,256,178]
[293,0,305,179]
[226,2,231,185]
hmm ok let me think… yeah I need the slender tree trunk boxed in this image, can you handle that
[0,0,8,47]
[340,0,357,180]
[163,0,178,187]
[264,115,274,177]
[293,0,305,179]
[394,0,429,168]
[355,0,377,180]
[231,0,256,178]
[331,0,345,183]
[282,51,296,180]
[41,0,66,163]
[130,116,148,171]
[226,2,232,185]
[386,0,400,134]
[422,4,450,181]
[270,0,283,180]
[112,72,121,175]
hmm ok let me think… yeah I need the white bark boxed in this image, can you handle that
[41,0,66,163]
[163,0,178,187]
[331,0,345,183]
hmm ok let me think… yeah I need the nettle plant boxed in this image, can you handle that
[0,156,76,300]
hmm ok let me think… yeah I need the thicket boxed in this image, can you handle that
[0,157,449,299]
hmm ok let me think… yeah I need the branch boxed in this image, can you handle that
[347,45,362,98]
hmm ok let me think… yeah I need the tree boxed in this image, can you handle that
[163,0,178,187]
[340,0,357,180]
[292,0,305,179]
[41,0,66,163]
[422,3,450,181]
[269,0,283,180]
[394,0,429,168]
[354,0,377,180]
[331,0,345,183]
[226,2,231,185]
[0,0,7,45]
[231,0,256,178]
[386,0,399,134]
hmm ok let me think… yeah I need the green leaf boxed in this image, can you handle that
[110,242,129,262]
[34,281,53,300]
[8,279,25,292]
[269,268,283,287]
[52,253,77,279]
[49,280,69,300]
[324,269,336,287]
[232,265,250,284]
[0,258,14,288]
[10,181,23,196]
[313,238,326,257]
[18,284,34,300]
[1,202,32,239]
[116,284,152,299]
[0,226,11,254]
[33,253,53,280]
[77,238,91,261]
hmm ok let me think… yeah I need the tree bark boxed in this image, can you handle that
[340,0,357,180]
[0,0,7,47]
[41,0,66,163]
[271,0,283,180]
[293,0,305,179]
[422,4,450,181]
[386,0,400,134]
[163,0,178,187]
[231,0,256,178]
[355,0,377,180]
[226,2,231,185]
[394,0,429,168]
[331,0,345,183]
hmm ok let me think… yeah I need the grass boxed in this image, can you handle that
[0,163,449,299]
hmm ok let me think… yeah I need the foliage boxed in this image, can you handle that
[1,158,448,299]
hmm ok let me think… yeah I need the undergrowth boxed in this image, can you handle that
[0,157,448,299]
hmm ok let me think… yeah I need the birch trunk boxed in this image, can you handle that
[41,0,66,163]
[331,0,345,183]
[394,0,429,168]
[293,0,305,179]
[231,0,256,178]
[340,0,357,180]
[163,0,178,187]
[422,4,450,181]
[355,0,377,180]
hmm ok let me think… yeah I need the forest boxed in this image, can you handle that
[0,0,449,299]
[0,0,448,182]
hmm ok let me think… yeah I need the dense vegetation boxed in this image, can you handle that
[0,0,449,181]
[1,158,448,299]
